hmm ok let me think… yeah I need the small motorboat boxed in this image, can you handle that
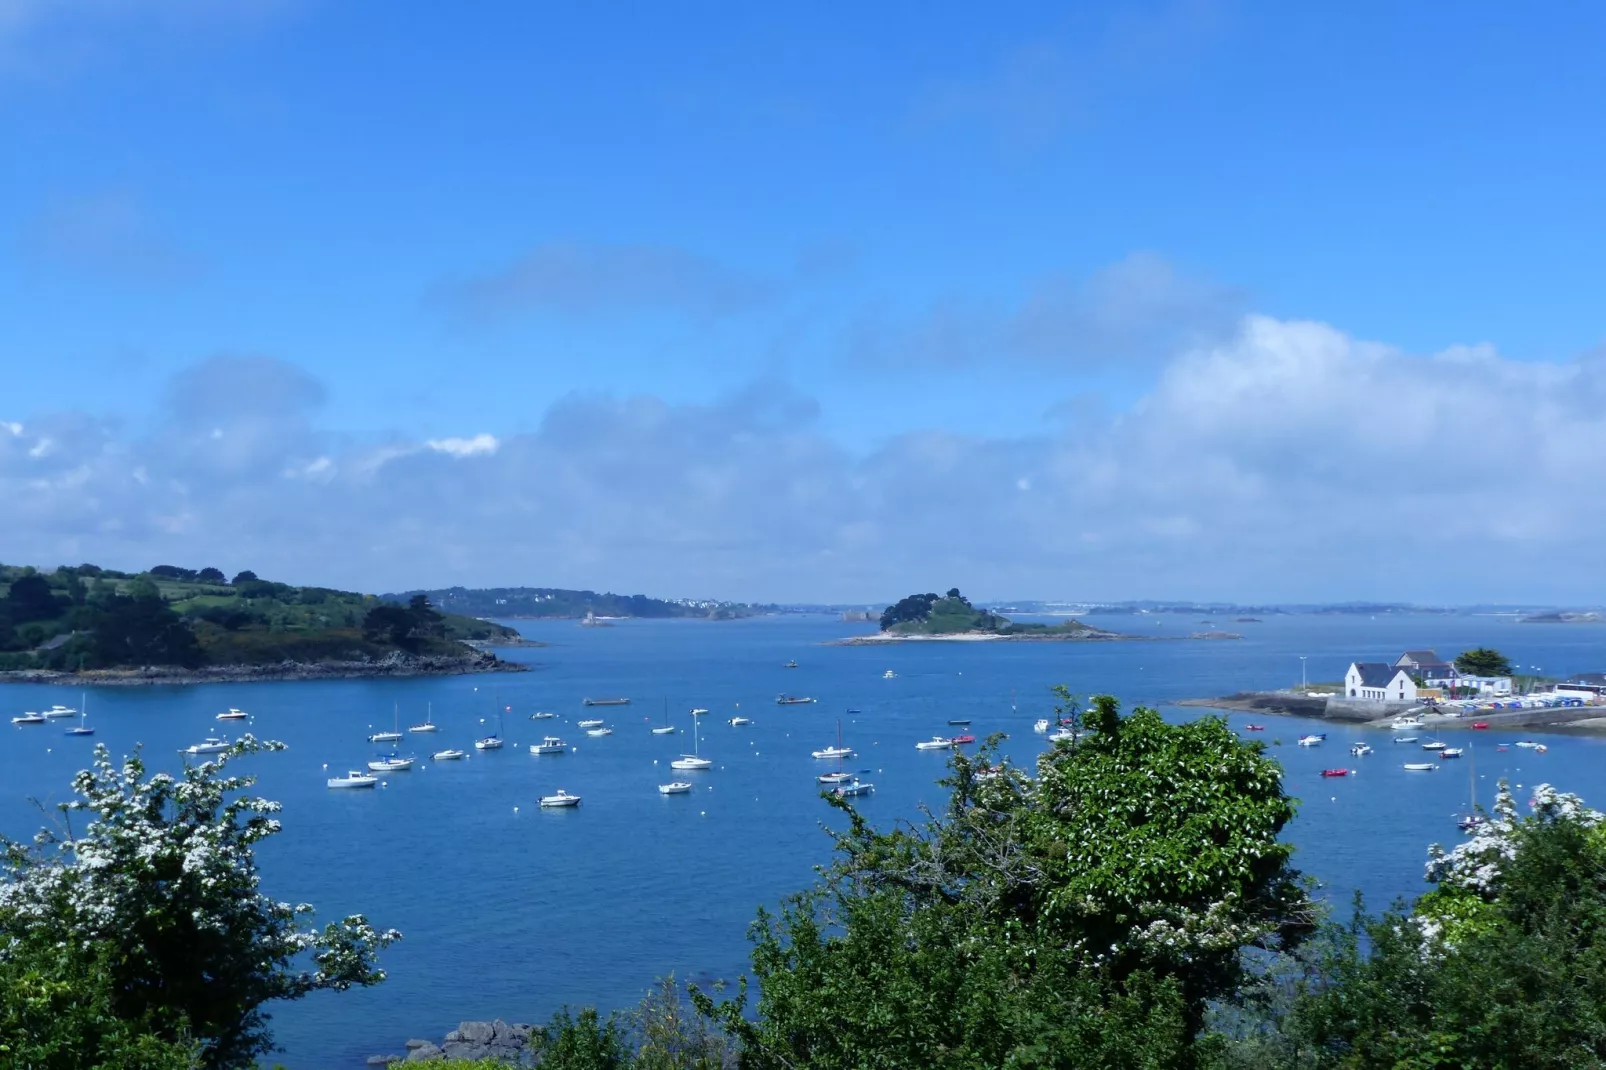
[1439,747,1464,759]
[784,659,798,668]
[431,749,466,761]
[368,730,403,743]
[216,708,250,721]
[530,711,557,720]
[1514,740,1540,749]
[538,789,581,808]
[1421,741,1447,751]
[1471,721,1490,730]
[577,718,605,729]
[1048,727,1076,743]
[1391,716,1425,730]
[690,707,710,716]
[657,782,693,795]
[1319,768,1350,778]
[184,737,232,755]
[776,695,817,705]
[1033,719,1051,734]
[1534,744,1549,753]
[651,725,678,735]
[883,670,897,679]
[11,712,46,725]
[1403,762,1437,772]
[818,770,853,785]
[367,756,413,772]
[915,736,954,751]
[327,770,378,789]
[1394,736,1419,743]
[529,736,568,755]
[586,726,613,737]
[1297,734,1325,747]
[1350,743,1373,757]
[474,736,504,751]
[1243,724,1265,731]
[1458,814,1486,832]
[729,716,752,726]
[811,745,855,759]
[834,780,874,797]
[947,719,971,726]
[950,734,976,745]
[43,705,78,719]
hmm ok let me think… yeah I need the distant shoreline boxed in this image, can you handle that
[827,629,1139,646]
[1177,691,1606,735]
[0,650,528,687]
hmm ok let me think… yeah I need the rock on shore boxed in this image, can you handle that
[369,1020,536,1065]
[0,648,527,687]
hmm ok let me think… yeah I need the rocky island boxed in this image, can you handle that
[0,562,531,684]
[832,589,1130,644]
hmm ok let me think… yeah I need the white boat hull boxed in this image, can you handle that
[327,777,377,789]
[658,782,693,795]
[671,757,713,771]
[431,750,466,761]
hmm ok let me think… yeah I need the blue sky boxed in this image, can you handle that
[4,1,1606,602]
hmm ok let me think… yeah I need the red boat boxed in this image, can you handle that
[950,734,976,745]
[1319,768,1350,778]
[1244,724,1265,731]
[1471,722,1490,730]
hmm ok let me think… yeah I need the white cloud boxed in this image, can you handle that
[427,434,499,459]
[6,323,1606,603]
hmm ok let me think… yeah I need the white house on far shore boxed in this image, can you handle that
[1346,662,1419,703]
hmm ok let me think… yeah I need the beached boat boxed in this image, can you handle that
[216,708,250,721]
[915,736,954,751]
[577,718,605,729]
[539,789,581,808]
[529,736,568,755]
[11,711,45,725]
[431,749,465,761]
[367,756,413,772]
[776,695,817,705]
[657,781,693,795]
[582,697,630,707]
[1403,762,1437,772]
[184,737,232,755]
[327,770,378,789]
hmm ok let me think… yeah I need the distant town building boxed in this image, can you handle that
[1346,662,1419,702]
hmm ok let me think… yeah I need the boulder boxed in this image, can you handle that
[405,1039,432,1049]
[364,1057,402,1067]
[509,1023,533,1042]
[491,1018,513,1042]
[458,1021,496,1045]
[405,1043,443,1062]
[443,1030,463,1042]
[441,1041,485,1061]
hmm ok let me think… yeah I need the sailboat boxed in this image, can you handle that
[1458,744,1484,831]
[369,704,403,743]
[812,719,854,760]
[475,701,505,750]
[817,723,854,784]
[670,714,712,771]
[651,698,677,735]
[64,693,94,736]
[408,703,438,733]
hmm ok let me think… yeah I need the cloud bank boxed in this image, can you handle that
[5,318,1605,602]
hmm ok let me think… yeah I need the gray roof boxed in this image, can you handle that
[1396,649,1442,666]
[1353,662,1405,688]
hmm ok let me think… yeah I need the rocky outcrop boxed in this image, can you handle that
[0,648,527,687]
[375,1020,536,1066]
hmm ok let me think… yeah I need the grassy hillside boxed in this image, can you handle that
[0,563,520,672]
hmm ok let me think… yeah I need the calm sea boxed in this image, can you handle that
[2,612,1603,1067]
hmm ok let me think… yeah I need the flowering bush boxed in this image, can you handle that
[0,736,399,1069]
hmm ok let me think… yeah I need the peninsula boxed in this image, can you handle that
[0,562,528,684]
[832,589,1128,644]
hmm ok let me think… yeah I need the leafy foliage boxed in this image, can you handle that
[878,588,1008,634]
[696,696,1311,1067]
[0,738,399,1069]
[1454,646,1514,676]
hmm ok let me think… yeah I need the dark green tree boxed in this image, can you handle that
[363,604,419,648]
[88,594,205,668]
[1455,646,1514,676]
[195,567,227,584]
[7,573,63,623]
[230,570,258,586]
[535,1008,632,1069]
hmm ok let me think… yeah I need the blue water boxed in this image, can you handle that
[2,612,1604,1067]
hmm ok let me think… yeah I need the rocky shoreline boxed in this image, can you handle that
[0,649,528,687]
[368,1020,536,1065]
[828,629,1137,646]
[1177,691,1606,734]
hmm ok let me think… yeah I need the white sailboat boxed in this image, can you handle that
[431,748,466,761]
[367,755,414,772]
[369,704,403,743]
[652,697,677,734]
[64,695,94,736]
[671,714,713,771]
[408,703,438,733]
[476,703,505,750]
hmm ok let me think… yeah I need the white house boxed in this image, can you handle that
[1346,662,1419,703]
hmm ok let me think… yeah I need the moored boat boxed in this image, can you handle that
[11,711,45,725]
[539,789,581,808]
[950,734,976,745]
[729,716,752,726]
[657,781,693,795]
[43,704,77,719]
[1394,735,1419,743]
[586,726,613,737]
[1297,734,1325,747]
[582,698,631,707]
[1319,768,1349,777]
[408,704,439,733]
[530,711,557,720]
[915,736,954,751]
[1350,743,1374,757]
[216,708,250,721]
[367,756,413,772]
[776,695,817,705]
[833,779,874,797]
[529,736,568,755]
[1033,718,1051,733]
[818,770,853,785]
[671,715,713,770]
[1471,721,1490,730]
[811,744,855,760]
[1421,740,1447,751]
[1244,724,1265,731]
[1391,716,1424,730]
[184,737,232,755]
[577,718,605,729]
[1439,747,1464,759]
[1403,762,1437,771]
[431,748,466,761]
[883,670,897,679]
[327,770,378,789]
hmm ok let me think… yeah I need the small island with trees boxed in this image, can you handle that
[0,562,528,684]
[835,588,1127,644]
